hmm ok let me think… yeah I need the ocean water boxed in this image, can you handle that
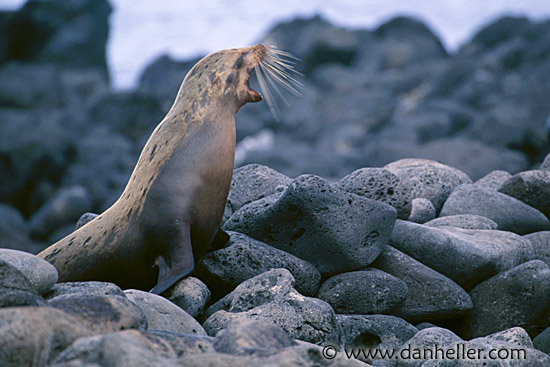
[2,0,550,90]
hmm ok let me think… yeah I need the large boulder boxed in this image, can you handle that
[203,269,341,346]
[1,0,112,77]
[374,16,448,70]
[371,245,472,322]
[0,260,44,307]
[384,159,472,212]
[390,220,534,289]
[335,167,412,219]
[0,307,95,367]
[124,290,206,336]
[196,231,321,297]
[459,260,550,338]
[317,269,408,315]
[225,174,396,274]
[0,248,58,294]
[262,15,359,75]
[498,170,550,218]
[440,184,550,234]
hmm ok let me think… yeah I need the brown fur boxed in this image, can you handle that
[38,45,267,293]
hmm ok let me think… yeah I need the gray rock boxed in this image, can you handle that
[498,170,550,218]
[49,361,102,367]
[459,260,550,338]
[90,91,164,143]
[196,231,321,297]
[442,225,535,270]
[148,332,215,358]
[224,164,292,222]
[375,16,448,69]
[424,214,498,230]
[138,54,199,108]
[0,307,94,367]
[75,212,99,230]
[165,276,210,318]
[390,220,533,289]
[408,198,436,223]
[0,203,30,249]
[0,109,80,215]
[3,0,111,75]
[29,185,92,240]
[63,126,135,211]
[524,231,550,268]
[213,319,296,356]
[48,294,147,333]
[421,338,550,366]
[262,15,359,75]
[0,63,66,108]
[540,152,550,171]
[371,245,472,322]
[225,174,397,274]
[45,281,125,300]
[48,224,78,243]
[533,327,550,354]
[396,327,463,367]
[0,248,58,294]
[384,158,472,212]
[474,170,512,190]
[365,137,527,182]
[51,330,179,367]
[0,260,45,307]
[124,289,206,335]
[439,184,550,234]
[485,327,533,348]
[416,323,438,330]
[335,167,412,219]
[317,269,408,314]
[463,16,531,50]
[338,314,417,364]
[179,341,367,367]
[203,269,340,346]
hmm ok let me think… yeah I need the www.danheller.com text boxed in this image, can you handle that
[321,343,528,361]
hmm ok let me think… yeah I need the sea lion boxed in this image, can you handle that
[37,44,300,294]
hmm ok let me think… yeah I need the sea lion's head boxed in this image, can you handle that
[181,44,301,117]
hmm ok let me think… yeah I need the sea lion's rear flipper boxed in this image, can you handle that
[150,224,195,295]
[210,227,230,251]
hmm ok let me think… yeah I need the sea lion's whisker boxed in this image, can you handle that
[265,47,301,61]
[264,56,302,76]
[264,65,301,96]
[254,45,303,121]
[261,63,291,106]
[263,56,302,79]
[259,63,289,109]
[264,53,298,67]
[262,56,303,94]
[261,62,302,96]
[256,63,282,121]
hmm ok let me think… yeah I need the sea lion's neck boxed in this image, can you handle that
[114,88,236,216]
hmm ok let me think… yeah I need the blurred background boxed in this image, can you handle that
[1,0,550,251]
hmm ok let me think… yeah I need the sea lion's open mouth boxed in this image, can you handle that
[248,88,262,103]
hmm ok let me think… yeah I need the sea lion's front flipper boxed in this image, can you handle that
[210,227,230,251]
[150,224,195,295]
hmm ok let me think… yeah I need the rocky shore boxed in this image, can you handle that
[1,0,550,366]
